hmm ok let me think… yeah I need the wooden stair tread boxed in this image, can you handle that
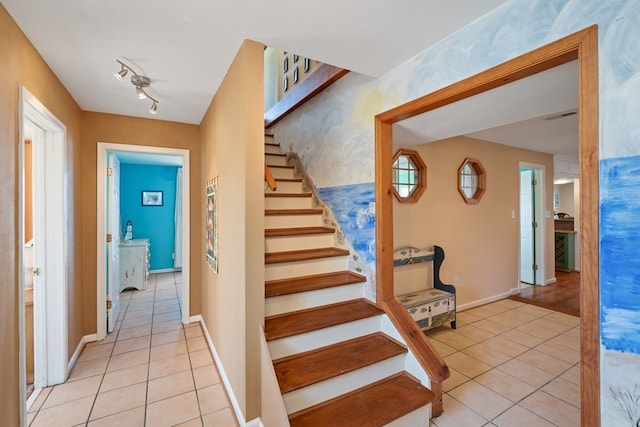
[265,270,366,297]
[265,152,286,157]
[265,226,335,237]
[266,164,294,169]
[274,333,406,393]
[265,299,382,341]
[273,178,303,182]
[265,209,323,216]
[265,192,311,198]
[288,372,434,427]
[265,247,348,264]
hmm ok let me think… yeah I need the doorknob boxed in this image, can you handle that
[32,267,41,276]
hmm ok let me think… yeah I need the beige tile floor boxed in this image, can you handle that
[27,272,239,427]
[428,298,581,427]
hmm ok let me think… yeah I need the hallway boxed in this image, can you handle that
[26,273,239,427]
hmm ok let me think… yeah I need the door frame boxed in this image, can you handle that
[96,142,191,340]
[519,163,547,287]
[18,87,69,415]
[375,27,599,425]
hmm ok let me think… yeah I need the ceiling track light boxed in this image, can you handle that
[114,59,159,115]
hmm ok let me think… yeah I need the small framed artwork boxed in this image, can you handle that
[283,56,289,73]
[293,54,299,63]
[304,57,310,73]
[293,66,299,84]
[142,191,163,206]
[283,76,288,92]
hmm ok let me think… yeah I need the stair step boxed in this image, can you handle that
[267,164,294,169]
[265,192,311,198]
[288,372,434,427]
[265,209,323,216]
[265,299,382,341]
[266,271,366,298]
[274,333,406,394]
[265,226,335,237]
[265,247,348,264]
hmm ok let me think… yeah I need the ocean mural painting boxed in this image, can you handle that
[317,183,376,269]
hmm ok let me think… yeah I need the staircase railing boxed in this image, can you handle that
[264,64,349,128]
[380,298,448,415]
[265,163,277,191]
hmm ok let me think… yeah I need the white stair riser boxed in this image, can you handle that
[380,315,431,386]
[265,233,335,253]
[267,315,382,359]
[265,256,347,281]
[265,144,281,155]
[269,167,295,180]
[265,196,312,210]
[385,405,431,427]
[265,213,323,229]
[265,283,363,317]
[282,355,406,414]
[265,154,288,167]
[265,180,303,193]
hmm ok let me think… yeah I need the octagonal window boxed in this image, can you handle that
[392,149,426,203]
[458,158,485,204]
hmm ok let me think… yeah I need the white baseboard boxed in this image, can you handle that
[457,291,513,312]
[190,315,254,427]
[246,418,264,427]
[546,277,558,285]
[67,334,97,376]
[149,268,180,274]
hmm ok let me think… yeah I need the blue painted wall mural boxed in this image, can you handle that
[601,155,640,354]
[120,164,178,271]
[273,0,640,422]
[317,183,376,268]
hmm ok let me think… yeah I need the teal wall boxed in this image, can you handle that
[272,0,640,422]
[120,164,178,271]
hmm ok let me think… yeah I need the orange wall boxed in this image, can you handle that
[80,112,201,332]
[199,39,264,421]
[394,136,554,306]
[0,5,83,424]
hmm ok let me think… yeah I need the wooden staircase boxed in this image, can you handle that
[263,134,435,426]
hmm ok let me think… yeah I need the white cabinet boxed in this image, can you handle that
[119,239,150,292]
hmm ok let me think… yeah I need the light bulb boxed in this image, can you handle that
[150,101,158,114]
[136,87,147,99]
[114,68,128,80]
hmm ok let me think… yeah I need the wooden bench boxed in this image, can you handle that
[394,245,457,331]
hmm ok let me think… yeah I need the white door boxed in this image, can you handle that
[29,122,47,388]
[106,152,121,332]
[520,168,536,284]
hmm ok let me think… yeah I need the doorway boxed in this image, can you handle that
[519,164,546,287]
[96,143,191,341]
[19,87,69,414]
[375,27,599,425]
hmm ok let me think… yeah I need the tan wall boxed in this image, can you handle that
[199,39,264,421]
[80,112,201,332]
[0,5,83,424]
[393,136,555,307]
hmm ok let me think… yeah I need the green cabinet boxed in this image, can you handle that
[555,231,575,271]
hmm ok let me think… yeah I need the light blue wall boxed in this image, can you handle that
[273,0,640,421]
[120,164,178,271]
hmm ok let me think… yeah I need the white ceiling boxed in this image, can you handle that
[394,60,579,156]
[2,0,508,124]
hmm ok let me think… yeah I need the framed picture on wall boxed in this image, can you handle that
[141,191,163,206]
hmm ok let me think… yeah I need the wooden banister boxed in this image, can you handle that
[381,298,450,383]
[264,64,349,128]
[265,163,277,191]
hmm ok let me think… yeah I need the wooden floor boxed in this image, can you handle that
[509,270,580,317]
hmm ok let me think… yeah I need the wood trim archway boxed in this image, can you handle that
[375,26,599,425]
